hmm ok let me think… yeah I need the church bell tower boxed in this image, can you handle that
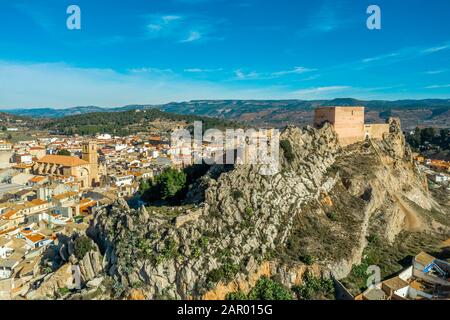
[82,141,99,186]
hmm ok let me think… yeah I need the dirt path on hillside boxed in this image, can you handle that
[393,195,423,231]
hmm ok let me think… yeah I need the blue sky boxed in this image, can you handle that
[0,0,449,108]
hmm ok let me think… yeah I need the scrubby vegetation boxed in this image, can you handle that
[226,277,294,300]
[43,109,239,136]
[292,272,335,300]
[406,127,449,158]
[141,168,187,203]
[280,139,295,162]
[140,164,211,205]
[74,236,96,260]
[206,263,241,286]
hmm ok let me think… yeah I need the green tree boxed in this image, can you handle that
[157,168,187,200]
[280,140,295,162]
[57,149,71,156]
[408,127,422,148]
[420,127,435,144]
[139,179,151,195]
[142,168,187,202]
[247,277,294,300]
[74,236,95,260]
[292,272,335,300]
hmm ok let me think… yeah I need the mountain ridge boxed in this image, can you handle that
[2,98,449,118]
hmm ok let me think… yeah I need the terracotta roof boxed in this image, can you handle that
[37,155,88,167]
[53,191,79,200]
[24,233,46,243]
[80,198,96,208]
[2,210,19,220]
[29,176,46,183]
[0,227,19,236]
[382,276,409,291]
[12,163,33,169]
[30,199,47,206]
[80,198,95,205]
[415,252,435,267]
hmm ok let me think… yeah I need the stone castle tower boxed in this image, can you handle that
[82,141,99,186]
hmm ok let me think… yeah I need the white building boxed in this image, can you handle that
[110,174,134,187]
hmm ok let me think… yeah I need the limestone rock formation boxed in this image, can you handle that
[29,121,449,300]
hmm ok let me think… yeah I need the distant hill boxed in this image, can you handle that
[42,108,239,136]
[158,99,450,129]
[2,98,449,130]
[0,105,153,118]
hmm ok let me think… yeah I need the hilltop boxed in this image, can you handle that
[41,109,240,136]
[24,119,449,300]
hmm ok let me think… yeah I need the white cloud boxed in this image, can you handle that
[0,60,294,108]
[233,66,317,81]
[234,69,261,80]
[180,31,202,43]
[127,67,174,74]
[184,68,223,73]
[297,0,357,38]
[272,67,316,76]
[360,41,450,68]
[1,60,447,109]
[425,69,446,75]
[425,84,450,89]
[422,44,450,54]
[362,53,399,63]
[290,86,351,98]
[145,13,220,44]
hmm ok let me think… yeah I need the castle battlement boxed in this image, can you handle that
[314,106,389,146]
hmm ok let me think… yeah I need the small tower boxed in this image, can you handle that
[82,141,99,186]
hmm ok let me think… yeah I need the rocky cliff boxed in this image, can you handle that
[27,119,449,300]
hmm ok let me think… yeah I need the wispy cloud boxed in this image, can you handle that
[180,31,202,43]
[425,84,450,89]
[360,42,450,68]
[422,44,450,54]
[425,69,447,75]
[362,53,399,64]
[146,14,183,37]
[234,69,261,80]
[272,67,316,76]
[0,60,302,108]
[184,68,223,73]
[233,66,317,80]
[13,3,55,33]
[291,86,351,98]
[127,67,174,75]
[297,0,355,38]
[145,13,222,43]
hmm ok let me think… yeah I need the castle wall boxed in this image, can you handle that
[314,106,365,146]
[314,107,336,127]
[334,107,365,146]
[364,124,390,140]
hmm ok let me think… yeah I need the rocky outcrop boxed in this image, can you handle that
[25,234,105,300]
[27,264,74,299]
[86,123,341,299]
[31,120,449,300]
